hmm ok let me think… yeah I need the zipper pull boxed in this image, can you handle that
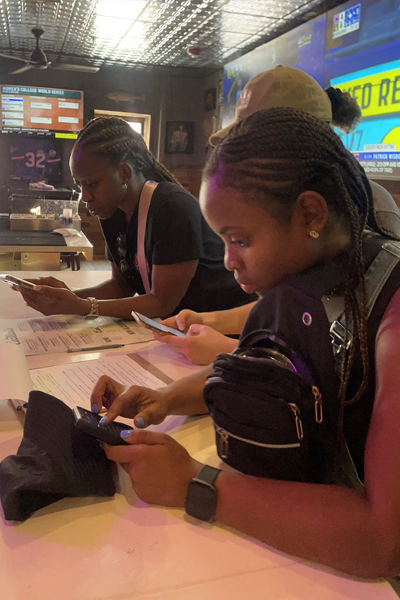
[216,427,229,459]
[312,385,323,424]
[289,403,304,440]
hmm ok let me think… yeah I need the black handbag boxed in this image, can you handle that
[204,334,331,483]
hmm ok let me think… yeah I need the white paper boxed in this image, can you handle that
[52,228,81,237]
[0,343,34,409]
[0,315,115,333]
[30,354,166,410]
[0,315,153,355]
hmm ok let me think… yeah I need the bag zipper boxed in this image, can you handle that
[288,403,303,440]
[215,421,301,460]
[312,386,323,423]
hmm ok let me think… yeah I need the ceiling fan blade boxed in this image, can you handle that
[0,53,26,63]
[49,62,99,73]
[9,64,33,75]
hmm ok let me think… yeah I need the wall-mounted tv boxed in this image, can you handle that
[222,15,326,130]
[1,85,83,136]
[10,137,63,184]
[221,0,400,180]
[324,0,400,180]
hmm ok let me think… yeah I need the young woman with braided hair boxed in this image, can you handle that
[90,108,400,578]
[18,116,253,319]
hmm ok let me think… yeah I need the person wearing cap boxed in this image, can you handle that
[155,66,400,365]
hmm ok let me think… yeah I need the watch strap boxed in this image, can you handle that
[193,465,221,487]
[185,465,221,522]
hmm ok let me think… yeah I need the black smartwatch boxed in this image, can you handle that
[185,465,221,522]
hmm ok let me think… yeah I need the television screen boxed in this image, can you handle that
[221,14,326,130]
[324,0,400,180]
[10,137,63,184]
[1,85,83,135]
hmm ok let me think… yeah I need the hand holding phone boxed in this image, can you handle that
[73,406,133,445]
[131,311,186,337]
[0,274,36,291]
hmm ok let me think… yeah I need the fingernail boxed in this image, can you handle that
[99,416,107,425]
[91,404,99,414]
[33,285,42,291]
[120,430,132,439]
[136,417,145,428]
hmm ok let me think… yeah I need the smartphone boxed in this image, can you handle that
[0,274,36,291]
[131,311,186,337]
[73,406,133,445]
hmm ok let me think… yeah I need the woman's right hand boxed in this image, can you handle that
[90,375,168,428]
[153,324,238,365]
[161,309,204,334]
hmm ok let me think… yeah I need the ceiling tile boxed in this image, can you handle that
[0,0,343,70]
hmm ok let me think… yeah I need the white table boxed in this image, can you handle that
[0,273,397,600]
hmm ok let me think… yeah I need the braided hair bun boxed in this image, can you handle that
[325,86,362,133]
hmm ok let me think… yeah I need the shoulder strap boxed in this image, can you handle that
[327,240,400,488]
[329,240,400,372]
[137,181,158,294]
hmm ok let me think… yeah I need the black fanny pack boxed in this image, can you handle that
[204,334,330,483]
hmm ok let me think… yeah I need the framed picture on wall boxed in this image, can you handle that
[204,87,216,112]
[165,121,194,154]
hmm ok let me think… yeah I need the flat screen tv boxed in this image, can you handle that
[324,0,400,180]
[1,85,83,135]
[10,137,63,184]
[221,14,326,130]
[221,0,400,180]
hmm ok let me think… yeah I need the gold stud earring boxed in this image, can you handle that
[309,230,319,239]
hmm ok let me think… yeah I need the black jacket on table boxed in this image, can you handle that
[100,181,255,315]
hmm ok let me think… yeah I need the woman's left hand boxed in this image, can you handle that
[17,284,90,316]
[105,430,202,507]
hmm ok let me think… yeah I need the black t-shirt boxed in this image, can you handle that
[101,181,254,314]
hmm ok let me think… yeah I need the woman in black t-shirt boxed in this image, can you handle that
[18,117,253,319]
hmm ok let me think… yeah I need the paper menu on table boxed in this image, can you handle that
[0,315,153,356]
[0,343,33,410]
[0,343,171,413]
[30,354,172,411]
[0,314,116,333]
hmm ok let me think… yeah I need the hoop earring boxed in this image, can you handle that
[309,230,319,239]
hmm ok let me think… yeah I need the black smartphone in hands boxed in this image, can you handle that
[131,310,186,337]
[73,406,133,445]
[1,274,36,290]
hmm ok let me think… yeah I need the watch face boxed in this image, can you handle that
[185,480,218,522]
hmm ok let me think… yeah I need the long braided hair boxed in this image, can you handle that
[74,116,180,185]
[204,107,382,423]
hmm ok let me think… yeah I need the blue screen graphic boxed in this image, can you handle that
[222,0,400,180]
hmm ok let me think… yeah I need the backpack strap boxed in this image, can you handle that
[137,181,158,294]
[328,240,400,372]
[325,240,400,489]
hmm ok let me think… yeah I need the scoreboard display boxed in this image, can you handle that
[1,86,83,134]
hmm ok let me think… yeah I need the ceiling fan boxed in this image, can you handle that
[0,26,99,75]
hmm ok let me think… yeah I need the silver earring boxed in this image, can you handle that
[122,182,128,190]
[309,230,319,239]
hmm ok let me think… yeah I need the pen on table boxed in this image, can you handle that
[67,344,125,353]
